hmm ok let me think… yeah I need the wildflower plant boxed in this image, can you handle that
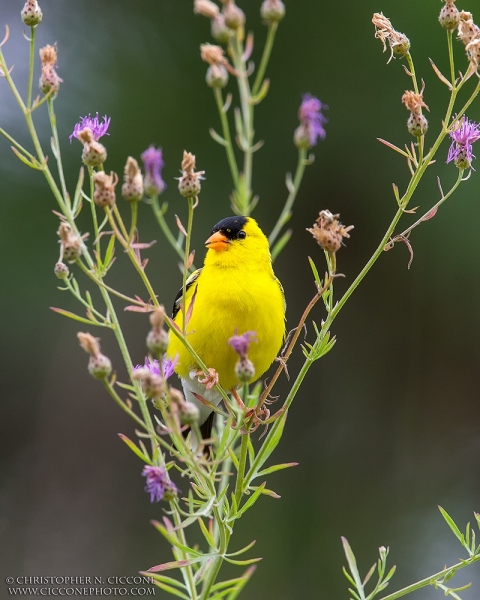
[2,1,480,598]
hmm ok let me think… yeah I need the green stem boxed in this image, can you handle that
[182,196,195,336]
[48,98,69,206]
[87,167,102,262]
[76,259,145,307]
[129,200,138,244]
[406,52,419,95]
[151,196,187,263]
[378,555,480,600]
[214,87,240,188]
[103,379,148,431]
[27,26,35,110]
[252,22,278,97]
[269,147,307,245]
[447,30,455,86]
[234,433,249,502]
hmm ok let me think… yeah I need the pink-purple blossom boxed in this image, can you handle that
[228,331,257,358]
[142,465,177,503]
[69,113,111,143]
[141,145,166,195]
[447,116,480,169]
[134,356,177,380]
[298,94,327,146]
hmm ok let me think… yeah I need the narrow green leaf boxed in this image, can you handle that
[439,506,465,546]
[140,572,186,589]
[150,521,203,556]
[253,410,288,473]
[147,557,206,572]
[271,229,292,262]
[50,307,98,326]
[342,566,357,588]
[103,234,116,269]
[226,566,257,600]
[256,462,298,477]
[11,145,43,170]
[363,562,377,587]
[118,434,151,464]
[308,256,323,289]
[233,483,266,520]
[226,539,256,557]
[341,537,361,582]
[151,582,190,599]
[209,127,227,147]
[223,556,262,566]
[247,437,255,469]
[198,518,217,550]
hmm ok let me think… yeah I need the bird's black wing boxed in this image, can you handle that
[172,268,202,319]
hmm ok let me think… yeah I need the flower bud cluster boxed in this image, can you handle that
[21,0,43,26]
[146,307,169,355]
[177,151,205,198]
[201,43,229,88]
[458,12,480,69]
[39,44,61,94]
[122,157,144,202]
[77,332,112,379]
[438,0,460,31]
[402,90,429,137]
[228,331,257,383]
[307,210,354,253]
[57,222,83,263]
[193,0,237,43]
[372,13,410,62]
[93,171,118,208]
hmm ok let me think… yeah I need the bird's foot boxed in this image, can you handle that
[192,368,219,390]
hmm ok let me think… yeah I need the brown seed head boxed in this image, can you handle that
[307,210,354,253]
[178,152,205,198]
[77,332,101,356]
[458,11,480,45]
[402,90,429,114]
[122,157,144,202]
[200,43,226,65]
[40,44,57,66]
[57,222,83,263]
[181,150,197,174]
[93,171,118,208]
[169,387,185,405]
[466,36,480,67]
[194,0,219,19]
[372,12,410,61]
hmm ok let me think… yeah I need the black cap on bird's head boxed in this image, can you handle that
[205,216,248,251]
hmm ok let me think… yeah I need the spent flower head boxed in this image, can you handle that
[447,116,480,169]
[122,157,144,203]
[222,0,245,30]
[194,0,219,19]
[457,11,479,46]
[93,171,118,208]
[69,113,111,143]
[177,151,205,198]
[307,210,354,253]
[77,332,112,379]
[39,44,61,94]
[402,90,429,137]
[372,12,410,61]
[57,222,84,263]
[294,94,327,149]
[201,43,229,87]
[142,466,178,503]
[141,146,166,197]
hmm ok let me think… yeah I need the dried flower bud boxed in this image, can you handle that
[57,222,83,263]
[21,0,43,26]
[150,306,166,329]
[77,127,107,166]
[93,171,117,208]
[169,387,185,405]
[77,332,112,379]
[54,261,69,279]
[211,14,232,44]
[260,0,285,24]
[147,328,169,355]
[179,400,200,425]
[235,356,255,383]
[372,12,410,62]
[206,64,229,88]
[132,368,165,399]
[200,43,226,66]
[222,0,245,30]
[177,151,205,198]
[122,157,144,202]
[402,90,429,137]
[401,90,428,114]
[194,0,219,19]
[458,12,479,46]
[439,1,460,31]
[38,44,61,94]
[307,210,354,253]
[466,37,480,69]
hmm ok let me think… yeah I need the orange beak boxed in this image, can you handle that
[205,231,229,252]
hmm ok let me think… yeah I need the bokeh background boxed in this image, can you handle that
[1,0,480,598]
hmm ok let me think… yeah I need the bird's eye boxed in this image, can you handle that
[237,230,246,240]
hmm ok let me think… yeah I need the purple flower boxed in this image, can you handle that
[447,116,480,169]
[142,465,178,503]
[141,145,166,196]
[69,113,111,143]
[228,331,257,358]
[298,94,328,146]
[134,356,178,380]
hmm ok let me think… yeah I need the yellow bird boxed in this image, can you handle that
[168,216,286,441]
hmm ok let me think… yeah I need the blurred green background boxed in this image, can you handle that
[1,0,480,597]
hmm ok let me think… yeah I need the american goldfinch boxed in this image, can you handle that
[168,216,285,441]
